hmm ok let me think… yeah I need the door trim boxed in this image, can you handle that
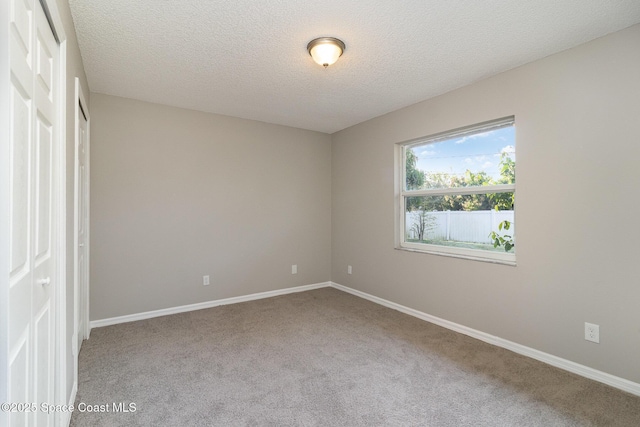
[1,1,11,421]
[73,77,90,386]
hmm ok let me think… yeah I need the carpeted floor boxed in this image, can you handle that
[71,287,640,426]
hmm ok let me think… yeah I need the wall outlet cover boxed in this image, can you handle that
[585,322,599,343]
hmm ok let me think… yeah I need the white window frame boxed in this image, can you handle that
[395,117,516,265]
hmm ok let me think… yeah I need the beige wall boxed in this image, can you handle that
[331,24,640,383]
[89,94,332,320]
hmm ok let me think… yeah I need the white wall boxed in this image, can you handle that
[331,24,640,383]
[89,94,332,320]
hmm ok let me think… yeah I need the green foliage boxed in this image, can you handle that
[445,170,493,211]
[497,152,515,184]
[487,153,516,252]
[406,148,516,251]
[405,150,425,191]
[488,219,514,252]
[488,152,516,210]
[405,150,426,211]
[415,151,515,212]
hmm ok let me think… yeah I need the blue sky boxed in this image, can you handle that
[411,126,515,181]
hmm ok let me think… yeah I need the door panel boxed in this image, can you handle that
[9,332,29,427]
[36,34,53,96]
[10,0,32,62]
[34,302,52,427]
[35,117,52,262]
[9,85,31,277]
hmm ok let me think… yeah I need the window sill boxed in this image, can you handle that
[396,244,516,266]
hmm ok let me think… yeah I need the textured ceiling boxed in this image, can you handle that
[69,1,640,134]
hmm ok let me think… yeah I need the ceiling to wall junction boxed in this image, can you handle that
[69,0,640,133]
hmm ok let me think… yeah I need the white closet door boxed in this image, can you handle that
[8,0,59,425]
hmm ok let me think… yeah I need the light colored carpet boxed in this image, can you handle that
[71,288,640,426]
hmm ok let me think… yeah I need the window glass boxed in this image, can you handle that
[406,126,515,190]
[398,117,516,263]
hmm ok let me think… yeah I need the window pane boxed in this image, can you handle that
[405,193,515,253]
[405,125,515,191]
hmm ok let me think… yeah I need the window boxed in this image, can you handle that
[397,117,516,264]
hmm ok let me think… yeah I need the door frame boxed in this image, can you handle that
[1,0,11,419]
[73,76,90,384]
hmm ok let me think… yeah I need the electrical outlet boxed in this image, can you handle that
[585,322,599,343]
[291,264,297,274]
[203,275,210,286]
[347,265,352,275]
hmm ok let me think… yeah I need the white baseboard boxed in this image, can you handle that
[88,280,640,397]
[90,282,331,329]
[330,281,640,397]
[59,381,77,427]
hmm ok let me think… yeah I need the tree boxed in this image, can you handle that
[418,152,516,212]
[404,143,516,250]
[488,152,515,210]
[448,170,493,211]
[497,152,515,184]
[410,210,437,241]
[421,170,493,211]
[405,149,425,191]
[405,149,426,211]
[487,153,516,251]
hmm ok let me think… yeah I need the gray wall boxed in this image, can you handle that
[331,24,640,383]
[89,94,332,320]
[88,25,640,385]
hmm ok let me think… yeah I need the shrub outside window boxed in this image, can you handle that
[397,117,516,264]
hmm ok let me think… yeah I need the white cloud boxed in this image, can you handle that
[464,156,492,167]
[501,145,515,154]
[454,130,496,144]
[420,150,436,156]
[500,145,516,160]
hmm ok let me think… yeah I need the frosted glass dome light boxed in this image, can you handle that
[307,37,345,68]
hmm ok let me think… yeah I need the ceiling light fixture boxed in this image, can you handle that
[307,37,345,68]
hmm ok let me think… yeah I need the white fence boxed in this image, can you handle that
[406,210,514,244]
